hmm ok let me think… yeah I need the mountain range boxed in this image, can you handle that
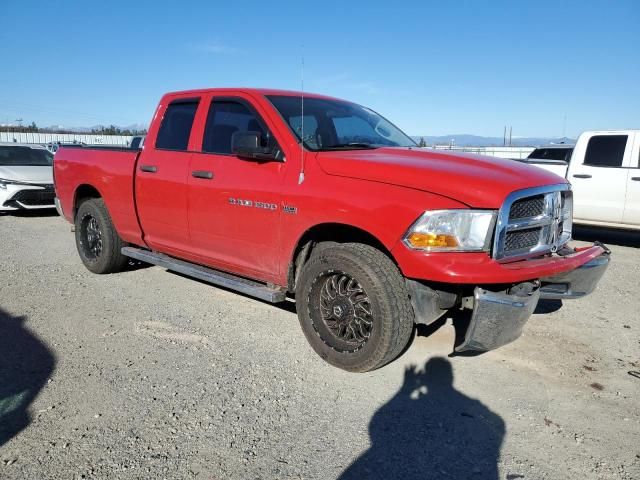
[411,133,576,147]
[411,134,575,147]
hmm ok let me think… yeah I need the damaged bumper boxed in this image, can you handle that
[456,245,610,352]
[539,246,611,299]
[408,244,611,353]
[456,285,540,352]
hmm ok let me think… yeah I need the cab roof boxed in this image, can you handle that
[164,87,343,102]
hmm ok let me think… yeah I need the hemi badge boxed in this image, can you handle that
[283,205,297,214]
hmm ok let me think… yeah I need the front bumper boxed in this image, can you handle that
[456,246,610,352]
[539,245,611,299]
[407,243,611,353]
[456,285,540,352]
[0,184,56,210]
[393,242,608,284]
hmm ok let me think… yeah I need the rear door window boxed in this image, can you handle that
[583,135,628,167]
[155,100,199,150]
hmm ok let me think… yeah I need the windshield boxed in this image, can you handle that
[0,146,53,166]
[267,95,416,151]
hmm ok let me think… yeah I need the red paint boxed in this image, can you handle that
[54,88,593,288]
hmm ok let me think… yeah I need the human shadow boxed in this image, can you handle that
[0,308,55,447]
[339,357,506,480]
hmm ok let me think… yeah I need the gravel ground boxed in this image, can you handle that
[0,212,639,480]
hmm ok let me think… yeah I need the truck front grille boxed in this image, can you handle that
[509,195,545,219]
[494,185,573,262]
[504,227,541,251]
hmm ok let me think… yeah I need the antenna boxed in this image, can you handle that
[298,46,305,185]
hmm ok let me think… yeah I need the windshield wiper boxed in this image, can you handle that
[321,143,379,150]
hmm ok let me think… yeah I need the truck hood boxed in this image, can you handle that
[315,147,567,208]
[0,165,53,184]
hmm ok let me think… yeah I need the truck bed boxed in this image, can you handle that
[54,145,144,245]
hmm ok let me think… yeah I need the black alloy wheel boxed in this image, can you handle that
[316,272,373,352]
[80,213,103,260]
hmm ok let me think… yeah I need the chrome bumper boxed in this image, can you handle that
[456,286,540,352]
[456,246,610,352]
[54,197,64,217]
[539,248,611,299]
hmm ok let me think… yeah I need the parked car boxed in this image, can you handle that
[0,143,56,211]
[519,130,640,230]
[129,135,145,149]
[53,88,610,372]
[46,141,86,154]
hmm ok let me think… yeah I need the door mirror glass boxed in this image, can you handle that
[231,132,277,161]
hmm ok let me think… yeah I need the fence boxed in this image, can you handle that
[431,145,535,159]
[0,131,133,146]
[1,131,535,160]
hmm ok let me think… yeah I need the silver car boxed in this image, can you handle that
[0,143,55,211]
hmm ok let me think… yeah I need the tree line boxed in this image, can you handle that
[0,122,147,135]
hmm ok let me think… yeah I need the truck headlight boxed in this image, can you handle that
[404,210,497,252]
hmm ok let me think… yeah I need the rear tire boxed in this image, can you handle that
[75,198,128,274]
[296,242,414,372]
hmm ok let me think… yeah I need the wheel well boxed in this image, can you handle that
[287,223,396,292]
[73,184,101,218]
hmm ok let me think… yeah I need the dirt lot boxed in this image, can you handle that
[1,212,639,480]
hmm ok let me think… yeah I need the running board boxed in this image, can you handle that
[121,247,287,303]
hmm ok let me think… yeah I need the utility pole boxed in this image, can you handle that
[508,126,512,146]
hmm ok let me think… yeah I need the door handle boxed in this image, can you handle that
[631,177,640,181]
[140,165,157,173]
[192,170,214,179]
[572,174,592,179]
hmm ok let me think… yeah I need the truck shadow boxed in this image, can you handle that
[0,308,55,447]
[166,270,298,313]
[534,299,563,314]
[338,357,506,480]
[415,311,478,356]
[573,225,640,248]
[416,298,563,357]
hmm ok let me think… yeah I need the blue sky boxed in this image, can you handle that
[1,0,638,137]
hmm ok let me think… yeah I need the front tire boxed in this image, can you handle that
[75,198,128,274]
[296,243,414,372]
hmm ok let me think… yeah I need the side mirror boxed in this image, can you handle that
[231,132,278,161]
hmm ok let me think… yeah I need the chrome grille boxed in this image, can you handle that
[494,185,573,262]
[509,195,545,219]
[504,228,541,251]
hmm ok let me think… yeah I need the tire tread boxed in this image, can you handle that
[297,242,414,372]
[75,198,128,274]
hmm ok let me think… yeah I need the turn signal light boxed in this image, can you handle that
[406,232,459,248]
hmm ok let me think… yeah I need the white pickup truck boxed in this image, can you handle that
[521,130,640,230]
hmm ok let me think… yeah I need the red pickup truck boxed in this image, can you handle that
[54,88,610,372]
